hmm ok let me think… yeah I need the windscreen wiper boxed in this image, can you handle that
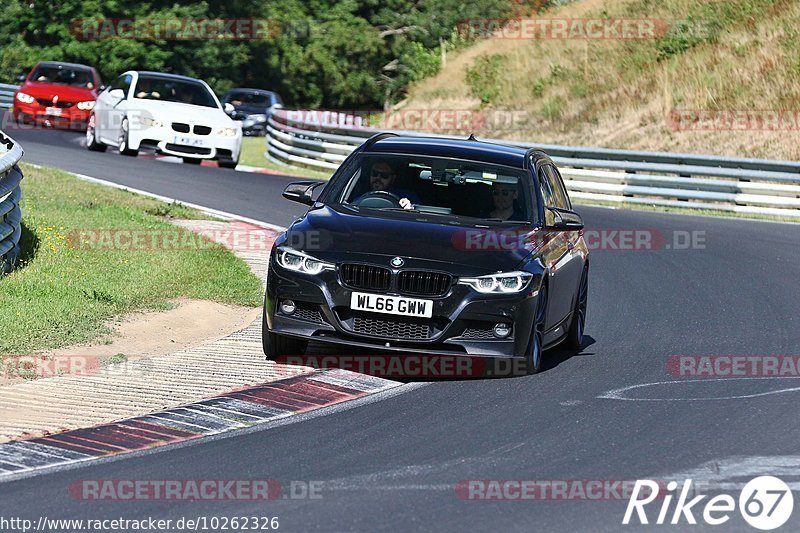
[482,218,532,225]
[381,207,421,213]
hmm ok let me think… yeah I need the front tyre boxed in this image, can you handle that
[218,157,239,169]
[262,312,308,360]
[563,267,588,350]
[524,284,548,375]
[118,117,139,156]
[85,115,107,152]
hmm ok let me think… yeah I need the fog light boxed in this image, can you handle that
[280,300,296,315]
[493,323,512,338]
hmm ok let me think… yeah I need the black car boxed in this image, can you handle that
[263,134,589,374]
[220,88,283,136]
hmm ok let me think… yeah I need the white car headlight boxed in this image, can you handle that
[275,247,334,275]
[216,127,238,137]
[15,92,34,104]
[76,100,95,110]
[459,271,533,294]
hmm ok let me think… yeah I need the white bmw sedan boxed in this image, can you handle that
[86,71,242,168]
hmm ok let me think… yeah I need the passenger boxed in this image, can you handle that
[483,181,526,221]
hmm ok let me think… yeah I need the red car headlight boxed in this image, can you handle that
[15,92,35,104]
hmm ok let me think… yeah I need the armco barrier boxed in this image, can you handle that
[0,130,24,273]
[0,83,18,109]
[266,109,800,219]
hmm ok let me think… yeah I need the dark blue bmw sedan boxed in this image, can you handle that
[263,133,588,374]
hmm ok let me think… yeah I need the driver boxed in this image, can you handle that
[357,161,419,209]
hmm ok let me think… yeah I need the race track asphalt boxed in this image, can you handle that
[2,123,799,532]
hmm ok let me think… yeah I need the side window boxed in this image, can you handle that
[545,165,570,210]
[108,74,132,95]
[538,168,554,207]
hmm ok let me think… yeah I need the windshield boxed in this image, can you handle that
[325,153,534,225]
[133,76,218,108]
[29,65,95,88]
[223,91,275,107]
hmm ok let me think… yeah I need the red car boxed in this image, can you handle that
[13,61,102,130]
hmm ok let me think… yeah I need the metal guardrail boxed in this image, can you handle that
[0,131,24,273]
[0,83,19,109]
[265,109,800,218]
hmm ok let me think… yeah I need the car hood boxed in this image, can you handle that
[20,82,96,102]
[282,205,538,276]
[130,99,236,127]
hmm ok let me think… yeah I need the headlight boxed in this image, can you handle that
[251,114,267,123]
[459,271,533,294]
[76,101,95,110]
[216,127,238,137]
[275,247,334,275]
[15,92,34,104]
[139,116,163,128]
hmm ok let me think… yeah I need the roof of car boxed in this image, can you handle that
[364,135,531,168]
[225,88,278,95]
[36,61,94,71]
[132,71,205,83]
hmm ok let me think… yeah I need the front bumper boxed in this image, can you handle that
[265,257,541,357]
[13,103,91,129]
[129,127,241,161]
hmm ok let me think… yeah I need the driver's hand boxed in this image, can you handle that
[399,198,412,210]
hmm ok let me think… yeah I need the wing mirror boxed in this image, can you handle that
[283,181,323,206]
[546,207,584,231]
[108,88,125,100]
[224,102,235,115]
[14,73,26,83]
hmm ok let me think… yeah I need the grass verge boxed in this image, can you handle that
[0,163,264,354]
[401,0,800,159]
[239,137,334,181]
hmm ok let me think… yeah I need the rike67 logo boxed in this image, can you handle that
[624,476,793,530]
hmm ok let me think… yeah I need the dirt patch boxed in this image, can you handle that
[0,298,260,386]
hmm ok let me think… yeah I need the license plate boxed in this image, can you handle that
[350,292,433,318]
[173,136,205,147]
[45,107,61,116]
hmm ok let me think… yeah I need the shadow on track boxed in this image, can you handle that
[282,335,598,383]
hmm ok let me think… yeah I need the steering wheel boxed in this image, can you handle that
[354,190,402,208]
